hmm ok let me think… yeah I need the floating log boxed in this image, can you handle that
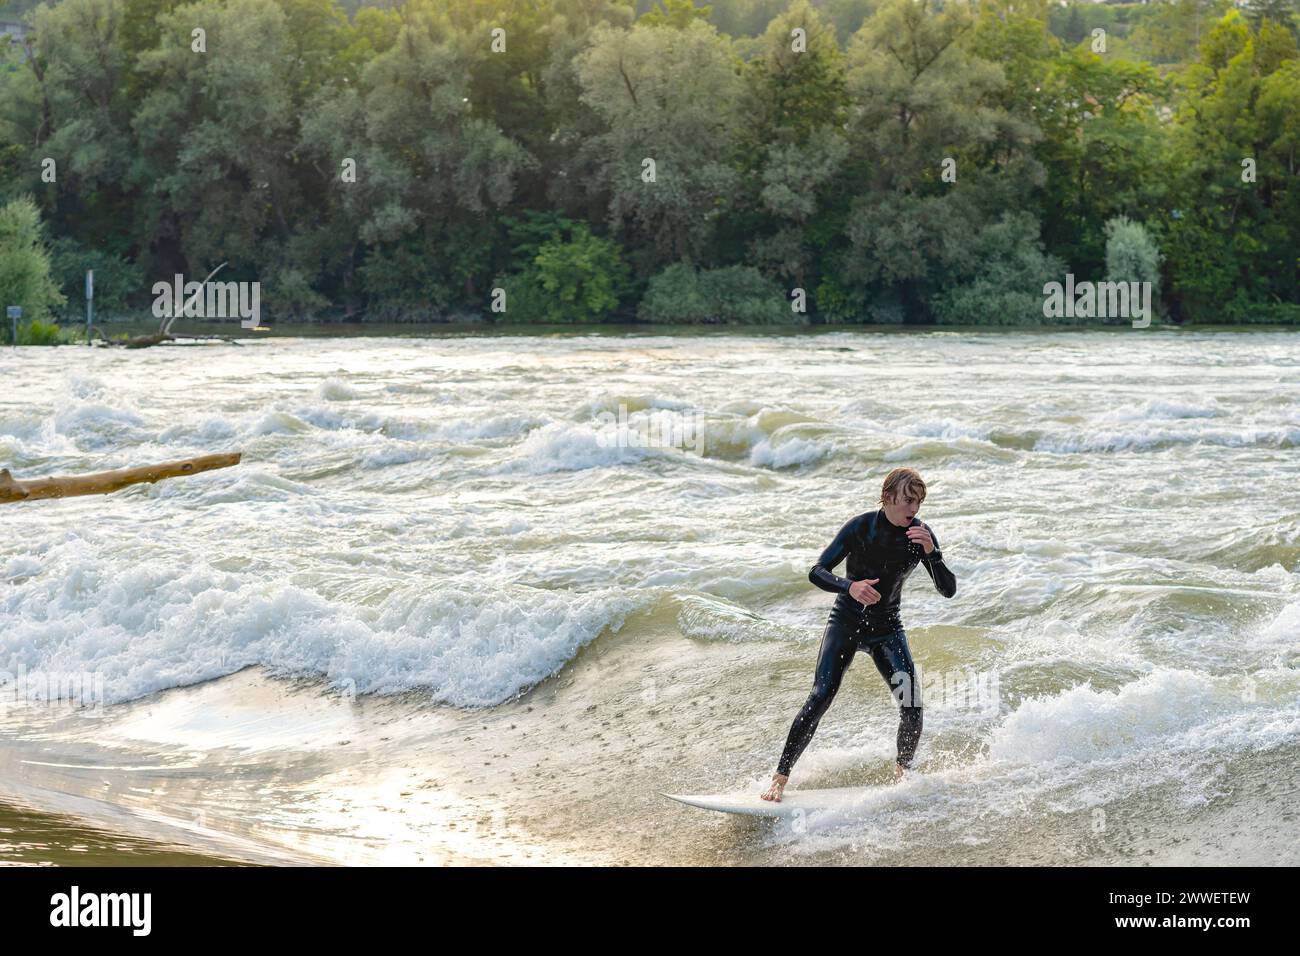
[122,331,175,349]
[88,263,248,348]
[0,452,242,504]
[88,328,244,347]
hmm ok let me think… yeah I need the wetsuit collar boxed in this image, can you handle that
[878,507,910,531]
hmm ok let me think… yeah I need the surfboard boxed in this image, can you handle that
[661,786,882,819]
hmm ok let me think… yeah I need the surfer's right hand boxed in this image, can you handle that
[849,578,881,606]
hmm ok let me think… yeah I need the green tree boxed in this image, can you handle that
[638,262,787,323]
[532,224,631,321]
[1243,0,1298,37]
[1162,10,1299,319]
[837,0,1041,321]
[729,1,850,288]
[23,0,137,260]
[297,0,536,316]
[640,0,711,30]
[49,236,143,317]
[133,0,300,278]
[1035,47,1170,276]
[575,17,745,272]
[931,211,1065,326]
[1064,6,1085,47]
[1130,0,1232,65]
[0,196,67,322]
[494,215,633,323]
[709,0,793,38]
[1104,215,1163,317]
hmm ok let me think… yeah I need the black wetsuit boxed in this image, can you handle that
[776,509,957,777]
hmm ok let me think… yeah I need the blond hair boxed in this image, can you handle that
[879,467,927,506]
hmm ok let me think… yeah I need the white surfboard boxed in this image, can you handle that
[662,786,883,819]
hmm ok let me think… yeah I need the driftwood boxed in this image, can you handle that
[91,328,245,348]
[90,262,247,347]
[122,331,175,349]
[0,452,242,504]
[89,306,183,349]
[171,333,245,345]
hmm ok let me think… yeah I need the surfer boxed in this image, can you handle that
[762,467,956,802]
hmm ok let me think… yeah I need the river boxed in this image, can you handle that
[1,328,1297,864]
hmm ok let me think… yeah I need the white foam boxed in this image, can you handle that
[987,669,1230,764]
[882,436,1007,461]
[359,444,436,469]
[249,409,311,436]
[432,413,548,442]
[1094,399,1221,423]
[52,404,149,449]
[748,436,828,469]
[0,540,651,707]
[1035,424,1300,453]
[903,419,993,441]
[157,415,239,444]
[492,421,659,474]
[315,377,362,401]
[1254,600,1300,649]
[60,374,110,400]
[151,467,320,503]
[570,393,694,419]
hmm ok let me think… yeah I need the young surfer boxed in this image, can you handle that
[762,467,957,802]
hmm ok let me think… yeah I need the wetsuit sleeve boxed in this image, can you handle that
[808,516,858,595]
[920,524,957,598]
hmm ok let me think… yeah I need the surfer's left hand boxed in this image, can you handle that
[905,526,934,554]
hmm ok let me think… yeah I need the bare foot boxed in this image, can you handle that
[761,773,788,801]
[893,762,907,783]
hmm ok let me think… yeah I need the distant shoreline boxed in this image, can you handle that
[39,318,1300,340]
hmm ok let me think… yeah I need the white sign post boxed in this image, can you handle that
[86,269,94,344]
[7,305,21,347]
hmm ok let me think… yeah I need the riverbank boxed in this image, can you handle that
[22,316,1300,345]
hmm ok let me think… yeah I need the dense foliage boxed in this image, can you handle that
[1,0,1296,325]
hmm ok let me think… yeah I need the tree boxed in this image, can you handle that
[1130,0,1232,65]
[837,0,1039,321]
[1243,0,1298,38]
[931,211,1065,325]
[1104,215,1162,315]
[1161,10,1299,319]
[639,0,711,30]
[575,17,745,272]
[1064,5,1085,47]
[494,214,633,322]
[296,0,536,315]
[25,0,137,260]
[1035,47,1170,276]
[0,196,67,322]
[132,0,301,279]
[638,262,788,323]
[731,1,851,288]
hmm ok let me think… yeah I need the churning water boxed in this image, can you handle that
[1,328,1297,864]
